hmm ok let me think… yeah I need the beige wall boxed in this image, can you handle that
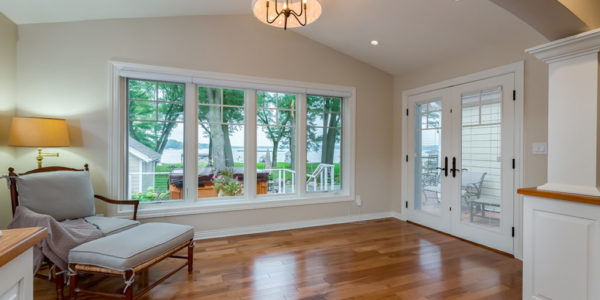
[12,15,394,231]
[392,33,550,213]
[0,14,17,229]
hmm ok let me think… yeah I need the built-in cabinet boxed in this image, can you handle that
[522,192,600,300]
[0,248,34,300]
[0,227,47,300]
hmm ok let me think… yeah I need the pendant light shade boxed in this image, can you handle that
[252,0,322,30]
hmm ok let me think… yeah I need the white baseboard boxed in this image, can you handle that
[391,211,406,221]
[194,211,396,240]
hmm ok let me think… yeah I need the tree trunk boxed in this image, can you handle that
[206,88,226,170]
[320,100,331,162]
[320,126,329,163]
[222,124,234,167]
[156,122,177,154]
[272,141,279,168]
[324,114,339,164]
[208,137,212,163]
[289,127,296,170]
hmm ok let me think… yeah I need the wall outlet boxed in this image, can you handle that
[356,195,362,206]
[532,142,547,155]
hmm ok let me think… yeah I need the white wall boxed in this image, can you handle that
[392,29,550,213]
[0,13,17,229]
[12,15,394,231]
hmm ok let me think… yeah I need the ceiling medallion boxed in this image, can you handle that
[252,0,322,30]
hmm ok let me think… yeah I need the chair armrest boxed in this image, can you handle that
[94,195,140,221]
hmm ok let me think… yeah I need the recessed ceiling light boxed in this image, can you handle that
[370,40,379,46]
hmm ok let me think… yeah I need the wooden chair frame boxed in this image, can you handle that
[8,164,140,300]
[68,240,194,300]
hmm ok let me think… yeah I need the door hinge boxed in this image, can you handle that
[405,155,408,162]
[512,158,516,169]
[405,201,408,209]
[513,90,516,101]
[512,226,515,237]
[406,108,409,116]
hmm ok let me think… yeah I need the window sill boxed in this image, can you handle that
[115,193,354,219]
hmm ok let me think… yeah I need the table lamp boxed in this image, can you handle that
[8,117,71,168]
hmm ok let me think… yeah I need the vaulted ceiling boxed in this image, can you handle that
[0,0,580,75]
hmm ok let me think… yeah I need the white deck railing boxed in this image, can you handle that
[307,164,335,192]
[263,168,296,194]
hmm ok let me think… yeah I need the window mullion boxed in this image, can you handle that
[184,83,198,203]
[245,89,258,199]
[297,94,307,197]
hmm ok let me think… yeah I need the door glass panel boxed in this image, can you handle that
[461,87,502,229]
[414,100,442,215]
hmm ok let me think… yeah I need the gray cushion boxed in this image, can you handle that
[16,171,95,221]
[69,223,194,271]
[84,216,140,235]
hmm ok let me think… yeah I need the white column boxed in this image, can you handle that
[527,28,600,196]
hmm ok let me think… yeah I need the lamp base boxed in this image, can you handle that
[36,148,59,169]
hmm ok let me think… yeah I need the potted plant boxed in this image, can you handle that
[212,169,244,197]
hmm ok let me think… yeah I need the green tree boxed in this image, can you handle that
[128,80,184,154]
[306,96,341,164]
[198,87,244,169]
[257,92,296,168]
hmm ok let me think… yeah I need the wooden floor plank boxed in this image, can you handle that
[33,218,522,299]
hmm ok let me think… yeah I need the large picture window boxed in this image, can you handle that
[117,63,355,215]
[256,91,297,195]
[196,86,245,199]
[306,95,342,192]
[127,79,185,202]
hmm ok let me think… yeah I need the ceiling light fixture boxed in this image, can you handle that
[371,40,379,46]
[252,0,322,30]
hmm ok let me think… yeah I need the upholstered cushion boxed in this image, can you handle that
[84,216,139,235]
[69,223,194,271]
[16,171,95,221]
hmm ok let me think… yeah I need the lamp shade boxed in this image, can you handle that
[252,0,322,29]
[8,117,70,147]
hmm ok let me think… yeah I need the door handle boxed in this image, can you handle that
[444,156,448,177]
[435,156,448,177]
[451,157,459,178]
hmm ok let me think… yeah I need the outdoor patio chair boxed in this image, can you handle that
[422,172,441,204]
[459,172,492,222]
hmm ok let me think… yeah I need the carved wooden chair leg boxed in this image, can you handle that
[68,265,78,300]
[55,266,64,300]
[124,270,134,300]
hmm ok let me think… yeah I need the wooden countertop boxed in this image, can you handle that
[0,227,47,268]
[518,187,600,206]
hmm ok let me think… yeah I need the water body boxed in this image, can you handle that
[160,146,341,165]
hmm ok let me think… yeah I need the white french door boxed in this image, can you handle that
[407,73,515,254]
[407,89,453,233]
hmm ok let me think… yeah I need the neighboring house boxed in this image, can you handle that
[128,137,161,197]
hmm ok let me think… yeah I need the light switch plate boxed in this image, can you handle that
[532,142,547,155]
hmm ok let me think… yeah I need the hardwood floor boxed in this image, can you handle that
[34,218,522,299]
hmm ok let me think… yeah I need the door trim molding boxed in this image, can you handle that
[400,61,525,259]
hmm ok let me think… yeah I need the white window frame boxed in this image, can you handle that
[108,61,356,219]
